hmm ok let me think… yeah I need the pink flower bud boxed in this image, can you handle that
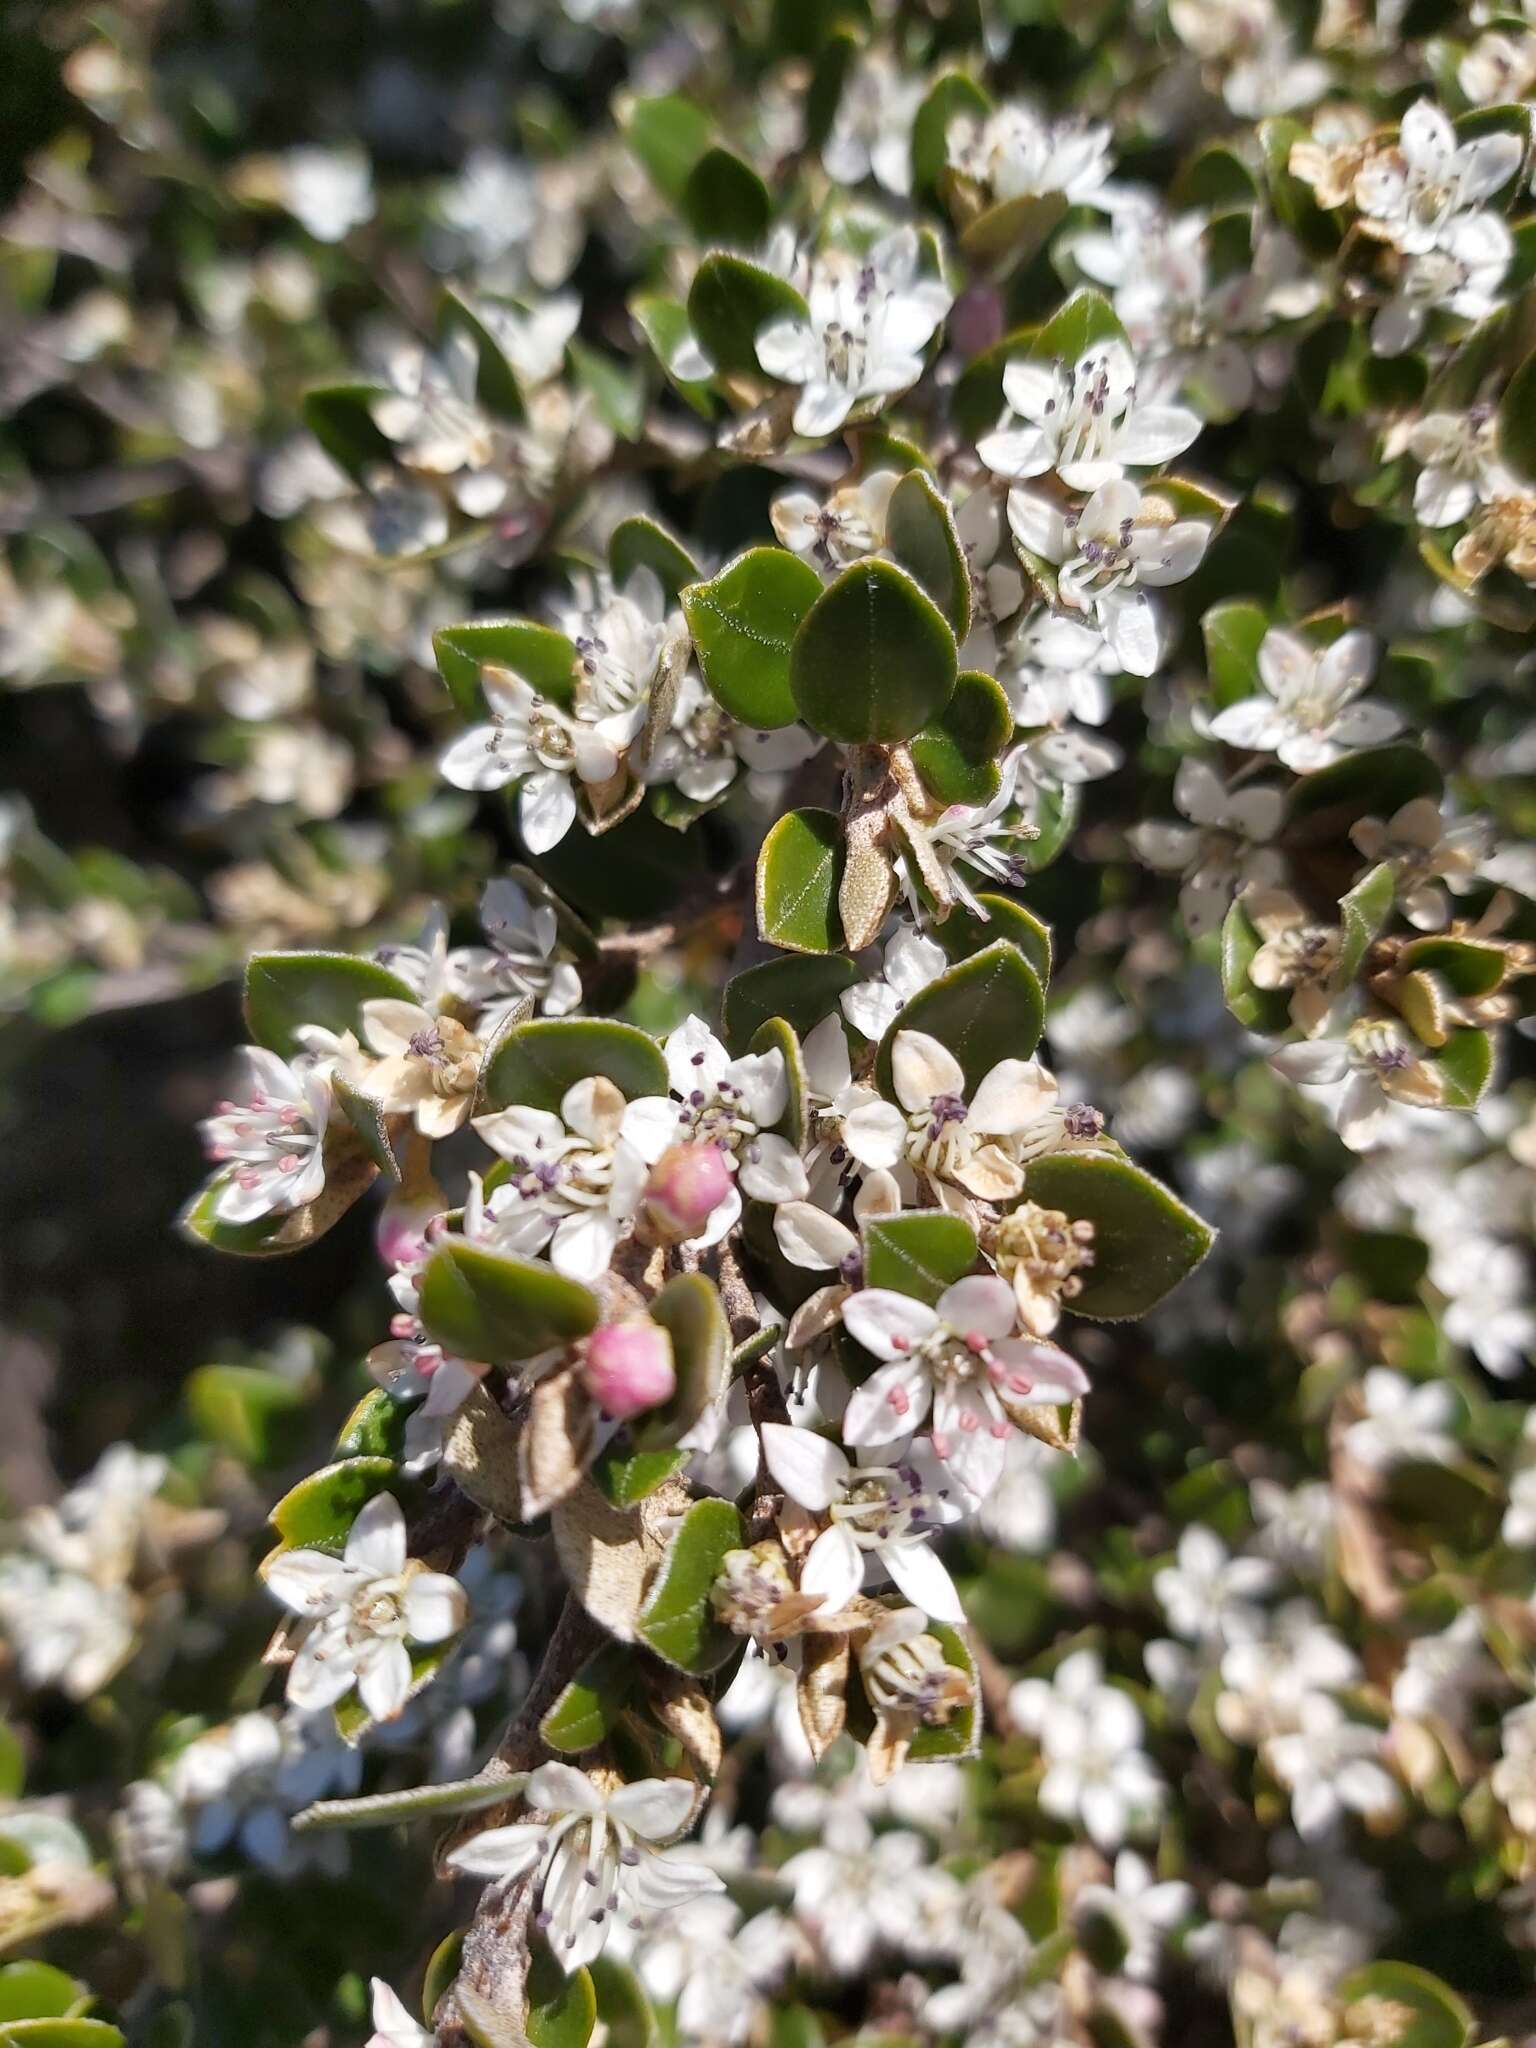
[375,1186,445,1271]
[643,1142,731,1242]
[581,1321,676,1421]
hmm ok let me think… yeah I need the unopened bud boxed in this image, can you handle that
[580,1320,676,1421]
[642,1142,731,1242]
[375,1185,446,1270]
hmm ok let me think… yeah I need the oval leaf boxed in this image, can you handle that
[479,1018,667,1116]
[790,560,957,746]
[757,809,844,954]
[682,548,823,729]
[887,471,971,640]
[419,1242,600,1363]
[1022,1151,1215,1320]
[875,940,1044,1096]
[862,1212,978,1305]
[244,952,417,1058]
[637,1498,745,1672]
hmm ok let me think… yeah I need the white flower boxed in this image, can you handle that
[1343,1368,1458,1471]
[1249,1478,1334,1575]
[755,228,952,438]
[1128,758,1285,937]
[1391,1612,1498,1727]
[1009,1648,1165,1847]
[366,1980,431,2048]
[439,664,640,856]
[199,1046,332,1223]
[621,1016,809,1236]
[1372,215,1513,355]
[367,1315,487,1475]
[915,751,1044,913]
[473,1077,646,1282]
[1215,1602,1360,1745]
[841,924,949,1042]
[1207,626,1397,772]
[1355,101,1521,258]
[1266,1692,1402,1838]
[844,1027,1066,1203]
[436,148,537,263]
[1153,1526,1278,1645]
[760,1423,965,1621]
[448,875,583,1024]
[1270,1015,1445,1151]
[799,1012,903,1205]
[168,1708,361,1875]
[1008,477,1210,677]
[282,146,374,242]
[627,1893,793,2045]
[360,1000,483,1139]
[821,52,923,196]
[0,1555,134,1701]
[946,103,1114,207]
[1493,1700,1536,1833]
[1400,410,1514,528]
[446,1763,722,1972]
[976,1433,1060,1553]
[840,1273,1089,1498]
[1348,795,1491,931]
[1169,0,1330,117]
[979,342,1200,493]
[467,294,580,390]
[771,471,898,572]
[781,1808,952,1975]
[265,1494,467,1722]
[1075,1851,1194,1981]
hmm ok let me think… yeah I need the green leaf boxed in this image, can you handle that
[1219,896,1291,1033]
[418,1242,600,1364]
[524,1954,597,2048]
[637,1497,745,1672]
[907,1622,981,1762]
[1022,1152,1216,1320]
[335,1076,401,1183]
[862,1212,978,1304]
[185,1363,307,1464]
[683,148,773,247]
[333,1387,413,1461]
[293,1771,520,1832]
[0,2025,125,2046]
[1201,599,1270,708]
[687,255,808,376]
[910,670,1012,805]
[568,340,645,442]
[682,548,823,729]
[300,383,392,483]
[937,895,1052,986]
[875,940,1044,1096]
[479,1018,667,1116]
[423,1931,465,2029]
[757,809,844,953]
[1498,342,1536,484]
[610,517,700,604]
[635,1272,731,1450]
[1033,288,1129,365]
[1399,935,1507,997]
[1338,862,1395,980]
[243,951,417,1057]
[590,1440,689,1508]
[587,1960,656,2048]
[540,1642,636,1754]
[267,1458,396,1557]
[0,1966,81,2022]
[770,2009,826,2048]
[790,560,957,745]
[433,621,578,721]
[0,1725,23,1801]
[623,94,712,204]
[1286,747,1443,840]
[721,954,860,1056]
[959,194,1067,277]
[1015,778,1078,873]
[1435,1029,1494,1109]
[1335,1963,1473,2048]
[1171,143,1261,212]
[887,471,972,640]
[912,72,991,198]
[439,288,528,421]
[628,294,715,415]
[803,27,857,149]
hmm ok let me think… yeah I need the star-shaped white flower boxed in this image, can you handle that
[1207,625,1397,773]
[199,1047,332,1224]
[265,1494,467,1723]
[447,1763,722,1972]
[979,342,1200,493]
[474,1076,647,1281]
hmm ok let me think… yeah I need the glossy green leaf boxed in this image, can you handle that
[910,670,1012,805]
[1435,1028,1494,1109]
[243,951,417,1057]
[479,1018,667,1115]
[629,293,715,415]
[682,548,823,729]
[1219,896,1292,1033]
[610,517,700,603]
[0,2024,125,2047]
[687,255,808,376]
[912,72,991,197]
[540,1642,635,1754]
[938,895,1052,986]
[1034,288,1129,365]
[266,1458,396,1557]
[862,1212,978,1304]
[525,1951,597,2048]
[683,148,772,247]
[790,560,957,745]
[335,1076,401,1183]
[635,1272,731,1449]
[1201,598,1270,707]
[590,1439,689,1508]
[0,1726,23,1801]
[1498,342,1536,484]
[906,1622,981,1762]
[1286,746,1443,839]
[757,808,844,954]
[1023,1151,1216,1320]
[300,383,392,482]
[433,621,578,720]
[637,1497,745,1672]
[185,1363,307,1464]
[569,340,645,442]
[1171,143,1261,212]
[721,954,860,1056]
[1014,778,1078,873]
[439,288,528,421]
[959,193,1067,276]
[587,1959,656,2048]
[333,1387,413,1461]
[623,94,712,204]
[750,1015,808,1147]
[0,1966,80,2022]
[875,940,1045,1096]
[294,1771,520,1832]
[1399,935,1507,997]
[1338,862,1395,981]
[418,1242,600,1364]
[423,1931,465,2029]
[887,471,972,640]
[1335,1962,1473,2048]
